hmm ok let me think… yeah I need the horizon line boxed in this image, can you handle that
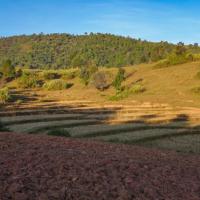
[0,32,198,45]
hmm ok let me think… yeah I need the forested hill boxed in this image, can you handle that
[0,33,199,69]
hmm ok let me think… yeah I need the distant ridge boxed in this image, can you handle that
[0,33,199,69]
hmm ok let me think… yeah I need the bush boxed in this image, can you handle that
[47,129,71,137]
[43,79,73,90]
[192,53,200,61]
[109,84,145,101]
[18,72,41,88]
[15,69,23,78]
[154,53,194,69]
[92,71,110,91]
[62,71,77,80]
[79,67,90,85]
[129,84,146,94]
[79,66,98,85]
[42,71,60,80]
[0,72,3,79]
[109,90,129,101]
[0,59,15,79]
[167,53,193,65]
[0,87,10,103]
[113,68,125,91]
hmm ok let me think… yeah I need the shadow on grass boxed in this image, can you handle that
[99,114,200,154]
[1,95,200,153]
[10,90,39,102]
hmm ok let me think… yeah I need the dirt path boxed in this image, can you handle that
[0,132,200,200]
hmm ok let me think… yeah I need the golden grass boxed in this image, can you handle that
[5,61,200,108]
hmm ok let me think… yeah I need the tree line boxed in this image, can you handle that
[0,33,199,69]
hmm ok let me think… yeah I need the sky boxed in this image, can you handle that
[0,0,200,44]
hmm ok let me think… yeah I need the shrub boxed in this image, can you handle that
[92,71,110,91]
[109,90,129,101]
[43,79,73,90]
[79,66,98,85]
[79,67,90,85]
[129,84,146,94]
[0,87,10,103]
[193,53,200,61]
[47,129,71,137]
[167,54,192,65]
[109,84,145,101]
[113,68,125,91]
[42,71,60,80]
[175,43,187,56]
[0,59,15,79]
[62,71,77,80]
[15,69,23,78]
[154,53,194,69]
[17,72,40,88]
[0,72,3,79]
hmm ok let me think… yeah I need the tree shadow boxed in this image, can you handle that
[10,90,39,103]
[103,113,200,154]
[1,99,200,154]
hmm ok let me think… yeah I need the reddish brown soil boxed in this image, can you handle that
[0,132,200,200]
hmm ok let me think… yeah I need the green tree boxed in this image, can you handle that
[71,54,86,67]
[113,68,125,91]
[175,42,187,56]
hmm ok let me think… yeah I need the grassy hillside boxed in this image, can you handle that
[2,61,200,154]
[122,61,200,107]
[1,61,200,108]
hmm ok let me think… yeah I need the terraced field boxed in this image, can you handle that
[1,100,200,153]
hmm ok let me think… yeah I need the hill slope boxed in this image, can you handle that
[121,62,200,107]
[0,33,177,69]
[2,61,200,107]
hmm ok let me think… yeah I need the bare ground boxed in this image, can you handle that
[0,132,200,200]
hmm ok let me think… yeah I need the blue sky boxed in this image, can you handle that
[0,0,200,43]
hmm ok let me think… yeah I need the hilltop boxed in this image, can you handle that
[1,33,200,69]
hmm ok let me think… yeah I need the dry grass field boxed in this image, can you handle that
[1,61,200,154]
[3,61,200,107]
